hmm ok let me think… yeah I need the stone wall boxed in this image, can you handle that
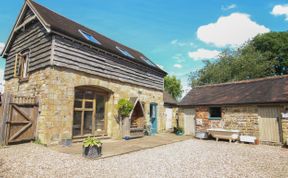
[5,67,165,144]
[177,108,185,129]
[192,106,259,136]
[282,120,288,145]
[222,106,259,137]
[172,107,179,129]
[282,105,288,145]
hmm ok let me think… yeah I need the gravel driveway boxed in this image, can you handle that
[0,139,287,178]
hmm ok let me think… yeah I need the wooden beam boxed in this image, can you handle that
[14,15,36,33]
[8,123,32,142]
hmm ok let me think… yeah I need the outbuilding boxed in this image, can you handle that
[179,75,288,145]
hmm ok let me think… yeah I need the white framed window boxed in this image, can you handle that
[116,46,135,59]
[140,56,156,67]
[79,29,101,45]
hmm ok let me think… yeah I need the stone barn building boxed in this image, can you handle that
[179,76,288,145]
[1,1,167,145]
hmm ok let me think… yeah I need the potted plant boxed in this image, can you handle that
[174,127,184,136]
[117,99,133,138]
[82,137,103,159]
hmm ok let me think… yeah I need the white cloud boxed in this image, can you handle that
[222,4,237,11]
[172,53,186,63]
[188,48,220,60]
[170,39,196,47]
[173,64,183,69]
[271,4,288,21]
[197,13,270,47]
[0,42,5,54]
[156,64,164,70]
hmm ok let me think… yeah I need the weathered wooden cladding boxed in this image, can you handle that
[4,21,52,80]
[4,7,164,91]
[21,7,34,23]
[52,35,164,90]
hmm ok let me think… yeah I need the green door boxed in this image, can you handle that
[150,103,158,135]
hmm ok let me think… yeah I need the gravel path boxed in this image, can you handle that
[0,139,287,178]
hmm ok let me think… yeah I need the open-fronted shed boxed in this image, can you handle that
[122,97,146,139]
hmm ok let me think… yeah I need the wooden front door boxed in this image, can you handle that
[6,104,38,144]
[184,108,195,136]
[258,106,282,143]
[165,108,173,130]
[73,88,107,137]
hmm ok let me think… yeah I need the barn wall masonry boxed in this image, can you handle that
[5,67,165,145]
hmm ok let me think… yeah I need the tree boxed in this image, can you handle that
[248,32,288,75]
[164,75,183,100]
[189,32,288,87]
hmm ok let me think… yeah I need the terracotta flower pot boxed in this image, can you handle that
[255,139,260,145]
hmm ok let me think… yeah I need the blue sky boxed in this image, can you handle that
[0,0,287,93]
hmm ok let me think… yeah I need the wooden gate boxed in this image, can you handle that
[0,94,38,145]
[258,106,282,143]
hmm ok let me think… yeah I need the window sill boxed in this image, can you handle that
[208,117,222,120]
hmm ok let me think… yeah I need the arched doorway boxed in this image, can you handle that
[73,86,111,137]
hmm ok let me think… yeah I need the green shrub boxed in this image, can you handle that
[174,127,184,135]
[33,138,44,145]
[83,137,102,148]
[117,99,133,117]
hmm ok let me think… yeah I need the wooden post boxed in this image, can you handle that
[0,93,12,145]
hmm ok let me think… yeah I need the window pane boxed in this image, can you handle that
[140,56,156,67]
[116,46,135,59]
[150,104,157,118]
[85,91,94,99]
[75,90,84,99]
[85,101,93,109]
[83,111,93,135]
[95,95,105,132]
[22,56,28,78]
[79,30,101,45]
[74,100,82,108]
[73,111,82,136]
[210,107,221,117]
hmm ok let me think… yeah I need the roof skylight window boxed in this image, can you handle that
[79,29,101,45]
[116,46,135,59]
[140,56,156,67]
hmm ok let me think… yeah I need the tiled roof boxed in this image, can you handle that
[180,75,288,106]
[29,1,166,74]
